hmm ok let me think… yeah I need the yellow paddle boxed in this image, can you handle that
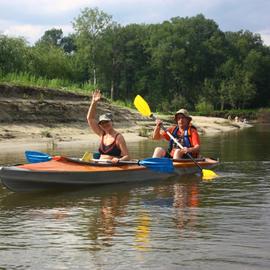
[81,151,93,162]
[134,95,218,180]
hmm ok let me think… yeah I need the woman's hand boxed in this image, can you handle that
[155,118,163,127]
[153,118,164,140]
[111,157,120,164]
[91,89,101,103]
[181,147,189,155]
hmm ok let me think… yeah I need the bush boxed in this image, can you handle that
[257,108,270,122]
[195,98,214,114]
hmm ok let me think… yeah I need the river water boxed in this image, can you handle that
[0,124,270,269]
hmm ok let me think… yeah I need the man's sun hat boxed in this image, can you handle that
[174,108,192,120]
[98,113,113,123]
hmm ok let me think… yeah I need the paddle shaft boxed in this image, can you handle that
[150,114,204,172]
[93,158,166,166]
[69,157,162,166]
[93,159,139,165]
[68,157,174,173]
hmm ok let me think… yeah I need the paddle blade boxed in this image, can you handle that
[139,158,174,173]
[134,95,152,117]
[25,151,52,163]
[202,169,218,181]
[81,151,93,162]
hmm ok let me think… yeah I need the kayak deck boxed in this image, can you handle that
[17,158,145,172]
[0,157,219,192]
[16,157,218,172]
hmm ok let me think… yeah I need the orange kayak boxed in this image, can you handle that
[0,157,218,192]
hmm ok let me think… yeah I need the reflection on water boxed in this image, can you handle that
[88,192,130,248]
[135,210,151,251]
[1,124,270,269]
[173,183,199,231]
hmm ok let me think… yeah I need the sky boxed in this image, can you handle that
[0,0,270,45]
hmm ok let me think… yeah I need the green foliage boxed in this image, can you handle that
[36,28,63,47]
[0,72,95,94]
[257,108,270,122]
[157,94,189,113]
[72,7,114,86]
[195,97,214,114]
[36,29,76,54]
[0,35,29,74]
[111,99,133,109]
[1,9,270,112]
[28,45,75,80]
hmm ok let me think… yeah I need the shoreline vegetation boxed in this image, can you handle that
[1,10,270,114]
[0,83,254,152]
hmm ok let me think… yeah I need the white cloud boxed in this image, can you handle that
[0,0,219,22]
[259,30,270,46]
[0,19,73,44]
[0,0,90,15]
[0,0,269,45]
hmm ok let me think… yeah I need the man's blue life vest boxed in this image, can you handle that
[167,126,194,153]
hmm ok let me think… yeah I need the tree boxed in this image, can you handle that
[109,24,151,100]
[60,34,76,54]
[243,49,270,107]
[29,45,74,80]
[37,29,76,54]
[36,28,63,47]
[147,14,226,109]
[72,7,114,86]
[0,35,29,74]
[94,24,122,99]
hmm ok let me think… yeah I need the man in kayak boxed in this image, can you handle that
[152,109,200,159]
[87,89,130,163]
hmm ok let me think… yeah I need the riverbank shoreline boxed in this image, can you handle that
[0,83,253,152]
[0,116,252,152]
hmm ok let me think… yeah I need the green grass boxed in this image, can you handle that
[110,99,134,109]
[0,72,95,95]
[0,72,139,113]
[1,72,269,121]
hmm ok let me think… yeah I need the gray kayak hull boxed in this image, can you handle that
[0,158,218,192]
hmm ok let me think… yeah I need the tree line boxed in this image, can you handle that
[1,7,270,112]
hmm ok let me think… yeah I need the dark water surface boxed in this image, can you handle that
[0,125,270,269]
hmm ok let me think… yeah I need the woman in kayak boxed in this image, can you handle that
[152,109,200,159]
[87,89,130,163]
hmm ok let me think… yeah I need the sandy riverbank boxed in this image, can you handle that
[0,83,253,152]
[0,116,252,152]
[191,115,252,134]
